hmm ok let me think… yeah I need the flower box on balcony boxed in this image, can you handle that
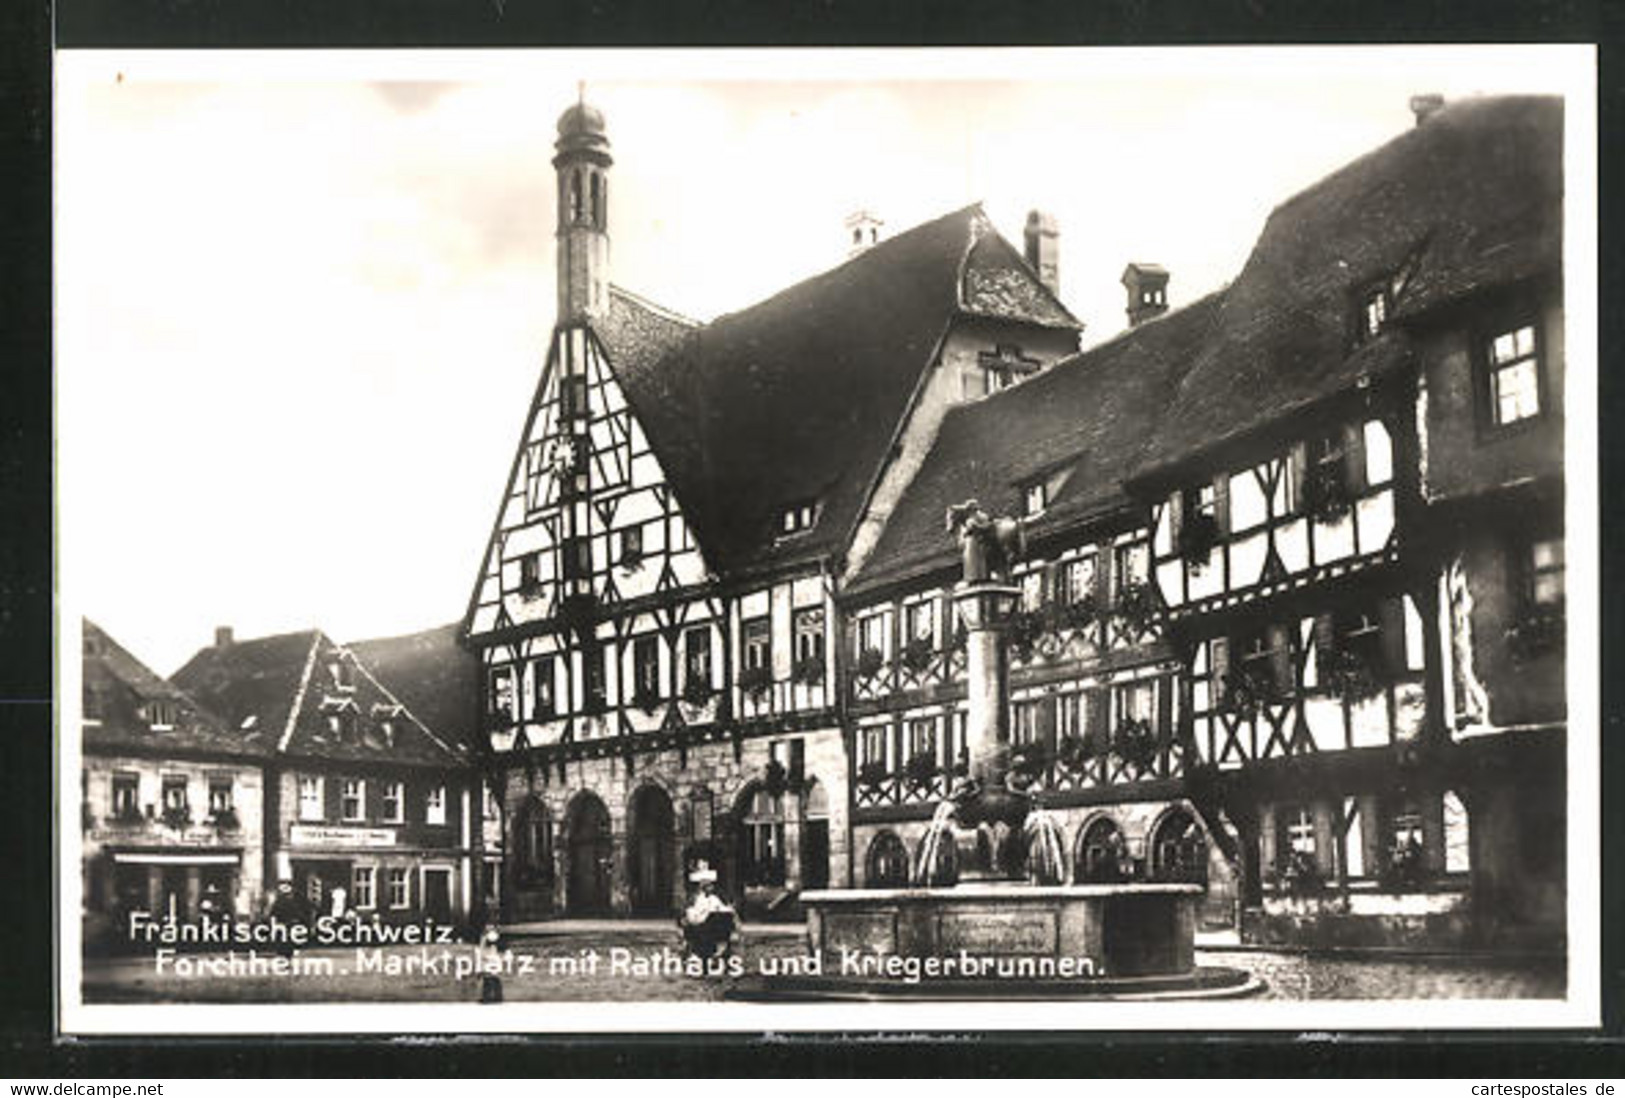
[857,759,890,790]
[792,654,826,687]
[681,677,716,707]
[900,636,935,676]
[903,751,939,791]
[160,805,192,831]
[854,647,885,679]
[737,665,773,701]
[209,807,241,831]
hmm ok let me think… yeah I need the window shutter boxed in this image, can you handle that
[1378,595,1407,678]
[1343,423,1368,493]
[1166,491,1184,549]
[1209,637,1230,707]
[1041,562,1059,606]
[1213,473,1231,536]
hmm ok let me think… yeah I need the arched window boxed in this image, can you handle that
[569,170,583,222]
[1151,809,1207,884]
[740,785,785,887]
[514,797,554,883]
[865,831,911,888]
[1076,816,1129,883]
[1442,790,1470,874]
[590,172,602,228]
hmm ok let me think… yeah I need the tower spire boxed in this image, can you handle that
[553,92,612,324]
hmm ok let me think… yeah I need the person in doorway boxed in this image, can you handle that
[679,862,737,959]
[268,881,305,958]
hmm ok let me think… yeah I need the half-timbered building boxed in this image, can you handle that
[462,100,1082,919]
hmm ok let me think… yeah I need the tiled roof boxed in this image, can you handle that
[1137,95,1562,481]
[348,622,481,755]
[849,292,1224,596]
[174,629,464,768]
[602,204,1080,575]
[82,618,268,757]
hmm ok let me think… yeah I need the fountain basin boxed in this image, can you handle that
[801,883,1201,979]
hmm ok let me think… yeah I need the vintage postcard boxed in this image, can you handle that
[54,45,1599,1033]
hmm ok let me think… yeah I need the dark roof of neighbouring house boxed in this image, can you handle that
[174,629,464,768]
[349,622,481,753]
[82,618,268,757]
[599,204,1081,575]
[1136,94,1563,482]
[849,291,1225,596]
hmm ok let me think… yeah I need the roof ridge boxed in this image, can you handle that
[277,631,324,754]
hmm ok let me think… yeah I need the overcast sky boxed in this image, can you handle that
[56,47,1583,676]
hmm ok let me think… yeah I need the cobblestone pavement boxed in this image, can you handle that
[81,928,1565,1004]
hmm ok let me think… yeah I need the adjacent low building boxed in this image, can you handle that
[80,619,271,948]
[174,628,481,926]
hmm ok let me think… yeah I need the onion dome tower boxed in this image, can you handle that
[554,92,613,324]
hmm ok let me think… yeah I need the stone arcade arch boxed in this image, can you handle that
[627,782,677,915]
[1074,814,1130,883]
[864,830,911,888]
[563,791,613,915]
[1149,805,1209,884]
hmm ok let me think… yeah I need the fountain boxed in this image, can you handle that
[736,502,1258,1000]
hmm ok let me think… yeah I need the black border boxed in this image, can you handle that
[7,0,1622,1078]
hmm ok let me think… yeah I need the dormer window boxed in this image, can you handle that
[780,501,818,536]
[146,700,177,731]
[1023,480,1048,517]
[331,659,354,691]
[1358,285,1389,342]
[326,709,356,742]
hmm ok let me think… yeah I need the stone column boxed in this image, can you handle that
[952,582,1021,789]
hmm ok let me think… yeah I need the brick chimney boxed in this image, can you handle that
[1023,210,1060,299]
[1122,263,1170,327]
[214,625,234,648]
[1409,94,1445,127]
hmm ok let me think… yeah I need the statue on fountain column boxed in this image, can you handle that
[945,500,1026,585]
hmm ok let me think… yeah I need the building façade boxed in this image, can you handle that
[466,93,1566,949]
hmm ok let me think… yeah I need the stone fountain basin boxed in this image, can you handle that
[800,883,1203,980]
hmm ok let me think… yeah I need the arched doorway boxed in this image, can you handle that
[628,784,676,914]
[510,796,555,917]
[565,792,613,915]
[736,782,786,888]
[1075,816,1130,883]
[865,831,911,888]
[1150,807,1208,884]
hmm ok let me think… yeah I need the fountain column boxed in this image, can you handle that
[952,581,1021,791]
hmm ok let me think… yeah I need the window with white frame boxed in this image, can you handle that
[387,867,409,909]
[907,716,937,759]
[382,781,404,824]
[159,774,188,812]
[1486,323,1542,426]
[1060,554,1096,606]
[352,866,376,909]
[742,617,771,671]
[794,607,825,666]
[425,785,447,826]
[1359,284,1388,341]
[1023,480,1047,517]
[1529,537,1566,606]
[861,724,889,767]
[1114,680,1157,728]
[1020,569,1044,611]
[1114,539,1150,594]
[530,655,555,718]
[780,501,819,536]
[298,775,324,821]
[112,772,139,819]
[857,612,887,658]
[146,700,177,730]
[904,599,935,643]
[207,775,234,815]
[341,778,365,822]
[1011,699,1042,745]
[1284,806,1317,857]
[1054,691,1088,739]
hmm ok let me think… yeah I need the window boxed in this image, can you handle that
[780,501,818,535]
[298,776,324,821]
[618,526,644,567]
[1336,608,1386,674]
[208,775,233,815]
[1054,691,1088,739]
[583,645,607,712]
[161,774,188,812]
[907,717,937,759]
[1115,680,1156,727]
[793,607,825,666]
[1023,480,1047,517]
[743,787,787,886]
[484,786,500,820]
[382,781,404,824]
[112,773,139,819]
[147,700,177,730]
[903,600,934,644]
[1237,625,1292,695]
[489,666,515,722]
[633,635,660,701]
[1487,323,1542,426]
[560,538,591,582]
[1011,699,1042,745]
[978,344,1037,395]
[1388,807,1424,857]
[559,374,588,419]
[1114,539,1150,594]
[1019,569,1044,611]
[1060,555,1096,605]
[861,724,889,767]
[326,710,355,742]
[331,659,354,691]
[518,552,543,596]
[341,779,365,822]
[387,867,409,909]
[857,613,887,658]
[1359,284,1389,341]
[530,656,555,719]
[352,867,375,909]
[425,785,447,826]
[1284,806,1317,857]
[743,617,771,671]
[683,627,712,691]
[1529,537,1566,606]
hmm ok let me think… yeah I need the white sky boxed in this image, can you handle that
[55,47,1583,676]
